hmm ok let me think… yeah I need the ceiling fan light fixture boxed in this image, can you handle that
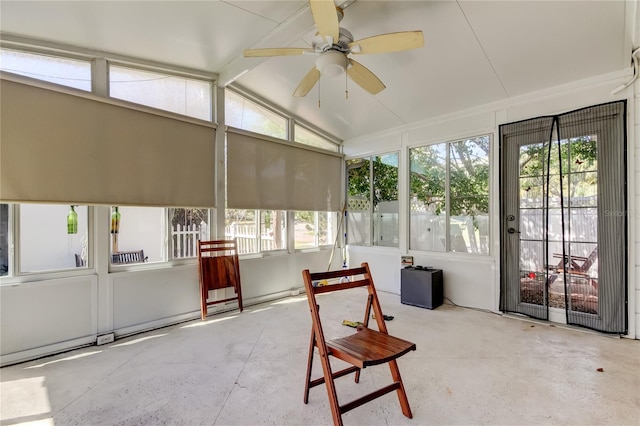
[316,50,346,77]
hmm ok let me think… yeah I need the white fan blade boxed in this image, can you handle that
[350,31,424,55]
[347,59,385,95]
[310,0,339,42]
[293,67,321,97]
[244,48,314,58]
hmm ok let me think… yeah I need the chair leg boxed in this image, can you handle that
[354,295,373,384]
[236,284,244,312]
[304,329,316,404]
[317,346,343,426]
[200,287,208,320]
[388,359,413,418]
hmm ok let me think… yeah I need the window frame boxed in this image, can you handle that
[294,211,338,251]
[293,122,341,152]
[167,208,212,261]
[0,42,344,275]
[409,134,491,256]
[0,46,93,91]
[107,62,214,121]
[224,208,289,256]
[346,151,400,248]
[225,87,289,140]
[223,87,343,257]
[0,204,96,282]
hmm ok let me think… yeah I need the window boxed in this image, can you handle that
[223,89,342,255]
[225,89,287,139]
[347,158,371,246]
[110,206,164,265]
[260,210,286,251]
[19,204,89,273]
[347,152,399,247]
[0,48,91,91]
[225,89,289,255]
[410,135,490,254]
[294,124,339,152]
[294,211,336,249]
[169,208,209,259]
[107,66,213,264]
[109,65,212,120]
[225,209,286,255]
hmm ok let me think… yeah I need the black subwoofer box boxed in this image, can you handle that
[400,268,443,310]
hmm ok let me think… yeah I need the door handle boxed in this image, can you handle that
[507,228,521,234]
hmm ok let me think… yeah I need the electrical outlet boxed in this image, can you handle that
[96,333,114,346]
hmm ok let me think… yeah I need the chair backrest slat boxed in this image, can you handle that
[313,278,371,294]
[198,240,238,257]
[309,266,367,281]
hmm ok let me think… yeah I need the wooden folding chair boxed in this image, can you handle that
[197,239,243,320]
[302,262,416,426]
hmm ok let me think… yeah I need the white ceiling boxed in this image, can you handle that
[0,1,636,141]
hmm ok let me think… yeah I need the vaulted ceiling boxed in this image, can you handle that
[0,1,637,141]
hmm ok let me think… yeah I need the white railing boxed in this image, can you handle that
[172,222,278,257]
[225,223,274,254]
[172,222,207,259]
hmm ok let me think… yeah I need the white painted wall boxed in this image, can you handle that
[0,276,97,365]
[0,239,341,366]
[345,71,638,338]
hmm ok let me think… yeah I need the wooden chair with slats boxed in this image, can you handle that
[197,239,243,320]
[302,262,416,426]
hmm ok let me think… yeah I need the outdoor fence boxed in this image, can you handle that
[172,223,205,258]
[171,222,276,257]
[225,223,274,254]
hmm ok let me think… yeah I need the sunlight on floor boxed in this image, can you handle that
[25,351,102,369]
[271,296,307,305]
[110,334,167,347]
[0,377,52,424]
[181,315,237,328]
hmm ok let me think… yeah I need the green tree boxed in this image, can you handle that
[171,208,208,227]
[347,156,398,208]
[519,136,597,200]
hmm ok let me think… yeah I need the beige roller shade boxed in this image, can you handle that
[227,127,342,211]
[0,75,216,207]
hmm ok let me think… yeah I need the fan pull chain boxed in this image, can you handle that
[345,57,349,100]
[318,77,321,108]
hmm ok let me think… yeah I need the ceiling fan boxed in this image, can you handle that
[243,0,424,98]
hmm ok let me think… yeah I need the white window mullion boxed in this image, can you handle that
[445,143,451,253]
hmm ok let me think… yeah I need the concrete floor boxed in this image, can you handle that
[1,289,639,426]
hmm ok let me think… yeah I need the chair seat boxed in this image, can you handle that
[327,327,416,369]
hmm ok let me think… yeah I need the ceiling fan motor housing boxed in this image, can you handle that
[316,50,347,77]
[312,27,353,53]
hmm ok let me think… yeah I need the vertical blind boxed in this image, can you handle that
[226,127,343,212]
[0,75,217,207]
